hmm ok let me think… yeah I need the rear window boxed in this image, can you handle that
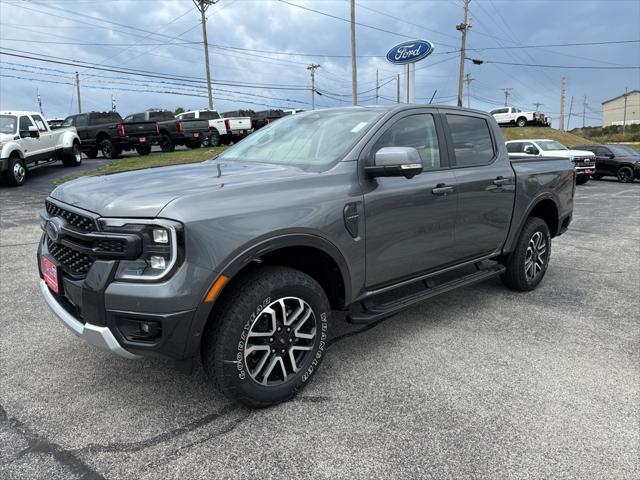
[446,114,495,167]
[149,111,173,121]
[198,110,220,120]
[89,112,122,125]
[506,142,522,153]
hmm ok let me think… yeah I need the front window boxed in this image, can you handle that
[536,140,567,151]
[62,116,74,127]
[217,109,383,171]
[608,145,636,156]
[0,115,17,134]
[32,114,48,132]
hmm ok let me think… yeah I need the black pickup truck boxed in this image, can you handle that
[124,110,210,152]
[39,106,574,408]
[61,111,158,159]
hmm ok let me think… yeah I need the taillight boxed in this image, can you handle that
[156,123,160,135]
[224,119,230,132]
[533,112,537,119]
[176,121,184,134]
[116,124,126,137]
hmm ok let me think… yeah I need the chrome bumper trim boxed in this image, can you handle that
[39,280,140,359]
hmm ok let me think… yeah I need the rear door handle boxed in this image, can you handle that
[432,183,455,196]
[492,176,509,186]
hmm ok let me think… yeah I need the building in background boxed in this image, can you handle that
[602,90,640,126]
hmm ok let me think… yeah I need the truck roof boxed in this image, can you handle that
[1,110,41,116]
[505,139,558,143]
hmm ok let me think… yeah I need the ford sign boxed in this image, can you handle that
[386,40,434,65]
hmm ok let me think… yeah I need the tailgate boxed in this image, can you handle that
[179,119,210,135]
[229,118,251,130]
[124,121,157,137]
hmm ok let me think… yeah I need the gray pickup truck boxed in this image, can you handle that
[37,106,575,407]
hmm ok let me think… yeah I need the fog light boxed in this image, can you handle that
[153,228,169,243]
[150,256,166,269]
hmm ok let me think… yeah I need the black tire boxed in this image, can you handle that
[516,117,527,127]
[617,166,634,183]
[5,155,26,186]
[62,142,82,167]
[86,148,99,159]
[208,130,221,147]
[576,175,589,185]
[100,138,118,159]
[500,217,551,291]
[592,173,603,180]
[135,145,152,156]
[185,139,202,149]
[159,134,175,152]
[202,266,331,408]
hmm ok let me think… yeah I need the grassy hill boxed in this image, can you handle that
[499,126,591,147]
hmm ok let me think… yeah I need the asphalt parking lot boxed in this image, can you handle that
[1,171,638,479]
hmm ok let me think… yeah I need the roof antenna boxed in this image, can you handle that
[428,89,437,104]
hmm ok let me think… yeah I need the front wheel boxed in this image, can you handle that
[208,130,221,147]
[576,175,589,185]
[516,117,527,127]
[135,145,152,156]
[5,156,27,186]
[500,217,551,291]
[62,142,82,167]
[202,266,330,408]
[617,166,634,183]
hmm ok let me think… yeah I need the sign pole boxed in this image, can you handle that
[409,63,415,103]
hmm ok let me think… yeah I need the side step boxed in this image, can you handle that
[347,263,506,324]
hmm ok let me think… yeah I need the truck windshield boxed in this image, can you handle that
[217,109,383,171]
[536,140,567,151]
[0,115,17,134]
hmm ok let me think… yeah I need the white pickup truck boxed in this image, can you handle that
[505,138,596,185]
[490,107,547,127]
[175,109,252,147]
[1,111,82,186]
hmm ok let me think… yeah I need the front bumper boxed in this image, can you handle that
[39,279,139,359]
[574,165,595,176]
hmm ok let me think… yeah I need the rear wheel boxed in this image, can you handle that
[159,134,175,152]
[617,166,634,183]
[135,145,152,156]
[100,139,118,159]
[5,155,26,186]
[202,266,330,408]
[501,217,551,291]
[576,175,589,185]
[208,130,221,147]
[62,142,82,167]
[516,117,527,127]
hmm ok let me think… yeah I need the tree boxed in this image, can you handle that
[174,107,186,115]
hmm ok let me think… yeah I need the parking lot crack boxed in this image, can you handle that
[0,404,106,480]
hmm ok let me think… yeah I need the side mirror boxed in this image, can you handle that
[607,153,615,159]
[21,126,40,138]
[365,147,423,179]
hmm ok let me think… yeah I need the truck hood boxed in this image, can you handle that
[0,132,18,143]
[544,149,595,158]
[50,160,305,218]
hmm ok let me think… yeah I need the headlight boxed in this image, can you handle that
[99,218,183,281]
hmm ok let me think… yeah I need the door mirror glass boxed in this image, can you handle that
[365,147,423,179]
[523,145,539,155]
[607,153,615,159]
[22,125,40,138]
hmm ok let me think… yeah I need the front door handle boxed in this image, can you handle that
[432,183,454,196]
[492,176,509,186]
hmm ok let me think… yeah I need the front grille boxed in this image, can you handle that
[96,239,126,253]
[45,200,95,231]
[47,238,94,276]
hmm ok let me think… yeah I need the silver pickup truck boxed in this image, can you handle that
[38,106,574,407]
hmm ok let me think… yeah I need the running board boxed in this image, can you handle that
[347,263,506,324]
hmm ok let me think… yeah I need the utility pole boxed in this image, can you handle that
[350,0,357,105]
[111,94,116,112]
[566,95,574,131]
[375,69,379,104]
[396,74,400,103]
[559,76,565,131]
[464,73,474,108]
[502,88,512,107]
[456,0,471,107]
[75,72,82,113]
[533,102,544,111]
[582,95,587,128]
[193,0,217,110]
[622,87,628,133]
[307,64,320,110]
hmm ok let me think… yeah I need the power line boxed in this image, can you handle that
[481,60,639,70]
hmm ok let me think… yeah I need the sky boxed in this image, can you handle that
[0,0,638,128]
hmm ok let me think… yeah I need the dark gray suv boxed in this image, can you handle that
[38,106,574,407]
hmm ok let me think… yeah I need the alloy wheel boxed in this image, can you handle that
[244,297,317,386]
[13,161,25,183]
[524,231,547,281]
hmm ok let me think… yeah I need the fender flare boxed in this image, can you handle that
[504,192,560,253]
[2,145,24,160]
[60,131,80,149]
